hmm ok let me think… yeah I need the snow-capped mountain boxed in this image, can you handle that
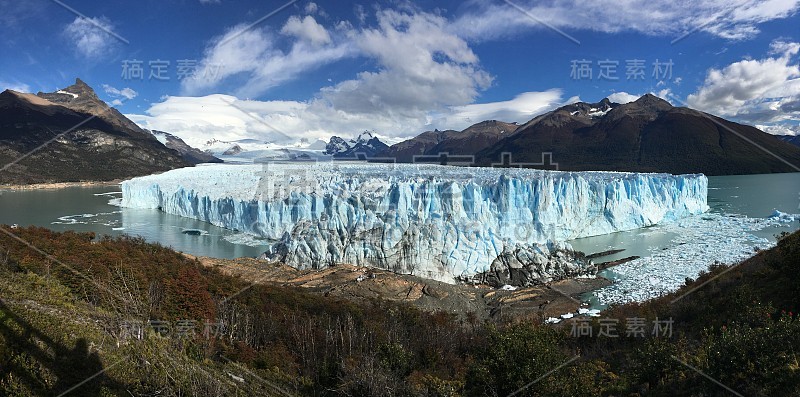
[151,131,221,164]
[191,131,388,163]
[476,94,800,175]
[324,131,389,158]
[324,136,350,156]
[201,138,330,163]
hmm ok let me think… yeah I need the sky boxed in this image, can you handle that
[1,0,799,147]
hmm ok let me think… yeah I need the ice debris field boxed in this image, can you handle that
[121,163,708,283]
[591,211,797,305]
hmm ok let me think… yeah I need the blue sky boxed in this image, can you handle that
[1,0,799,146]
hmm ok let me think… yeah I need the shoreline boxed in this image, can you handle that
[186,253,612,321]
[0,180,122,191]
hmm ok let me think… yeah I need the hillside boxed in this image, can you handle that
[378,120,518,162]
[1,225,798,396]
[777,134,800,147]
[475,95,800,175]
[151,130,222,164]
[0,79,190,184]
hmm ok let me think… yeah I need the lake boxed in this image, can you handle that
[1,172,797,303]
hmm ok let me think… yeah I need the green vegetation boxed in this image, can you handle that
[0,226,799,396]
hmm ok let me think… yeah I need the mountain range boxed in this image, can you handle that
[3,79,798,182]
[777,134,800,147]
[151,130,222,164]
[377,120,518,163]
[377,94,800,175]
[324,131,389,158]
[0,79,191,184]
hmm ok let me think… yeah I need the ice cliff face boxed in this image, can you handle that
[121,163,708,284]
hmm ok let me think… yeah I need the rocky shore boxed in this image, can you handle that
[187,254,611,322]
[0,180,121,190]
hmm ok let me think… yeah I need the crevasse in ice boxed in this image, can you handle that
[121,163,708,282]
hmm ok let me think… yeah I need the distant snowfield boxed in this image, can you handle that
[120,163,708,283]
[201,139,331,163]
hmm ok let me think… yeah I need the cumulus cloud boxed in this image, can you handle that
[281,15,331,46]
[102,84,137,100]
[607,92,640,104]
[184,8,492,130]
[128,94,412,147]
[687,40,800,127]
[318,10,492,120]
[180,23,353,97]
[63,16,119,58]
[451,0,800,42]
[127,89,567,147]
[756,123,800,136]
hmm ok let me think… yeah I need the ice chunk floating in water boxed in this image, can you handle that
[121,163,708,283]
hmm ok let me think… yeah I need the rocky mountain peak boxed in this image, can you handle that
[0,79,190,183]
[353,130,375,143]
[601,93,673,122]
[325,132,388,158]
[632,93,673,111]
[64,78,99,99]
[325,136,349,155]
[34,78,149,138]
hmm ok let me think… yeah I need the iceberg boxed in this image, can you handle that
[121,163,708,283]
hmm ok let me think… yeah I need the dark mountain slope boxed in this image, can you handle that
[476,95,800,175]
[0,79,190,184]
[378,120,518,162]
[777,134,800,147]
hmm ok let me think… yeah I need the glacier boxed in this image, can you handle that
[120,163,708,283]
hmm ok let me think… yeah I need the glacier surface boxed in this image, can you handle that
[121,163,708,283]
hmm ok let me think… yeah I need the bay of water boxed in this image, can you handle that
[0,172,797,263]
[0,186,264,258]
[567,172,800,261]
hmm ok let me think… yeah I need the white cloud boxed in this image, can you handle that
[654,88,673,102]
[756,123,800,135]
[281,15,331,46]
[185,9,492,129]
[180,23,353,97]
[127,89,567,147]
[102,84,137,100]
[304,2,318,14]
[687,40,800,125]
[0,80,30,93]
[63,16,118,58]
[128,94,406,147]
[607,92,640,104]
[451,0,800,42]
[317,10,492,120]
[429,90,565,130]
[354,4,367,24]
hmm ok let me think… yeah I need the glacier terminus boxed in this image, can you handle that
[121,163,709,285]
